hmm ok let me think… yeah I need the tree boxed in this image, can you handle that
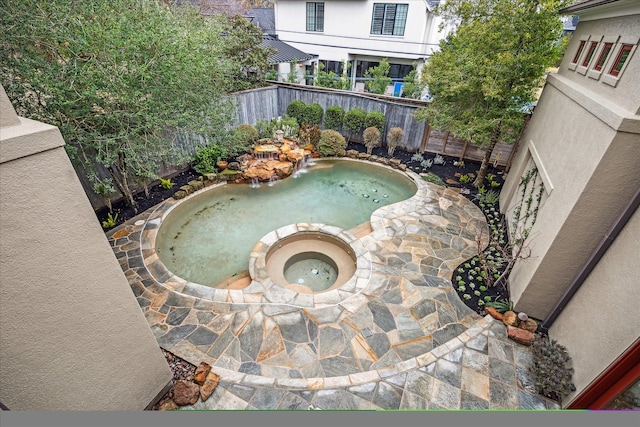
[315,61,351,91]
[414,0,568,187]
[402,62,426,99]
[364,59,392,94]
[1,0,259,211]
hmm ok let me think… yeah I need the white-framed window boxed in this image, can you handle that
[370,3,408,36]
[602,36,638,87]
[306,2,324,32]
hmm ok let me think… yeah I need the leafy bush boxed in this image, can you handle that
[255,116,299,139]
[193,145,228,174]
[530,334,576,402]
[324,106,345,131]
[363,127,381,154]
[365,110,386,133]
[343,108,367,141]
[159,177,174,190]
[301,103,324,127]
[235,124,259,146]
[102,212,118,230]
[286,100,306,125]
[481,189,501,205]
[317,129,346,157]
[386,127,403,156]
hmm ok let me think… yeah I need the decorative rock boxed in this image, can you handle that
[157,400,179,411]
[172,380,200,406]
[502,311,518,327]
[346,149,359,158]
[507,325,535,346]
[179,185,193,195]
[188,180,203,192]
[194,362,212,385]
[398,164,407,171]
[172,190,187,200]
[357,152,371,160]
[519,318,538,333]
[336,148,347,157]
[369,155,379,162]
[389,158,401,167]
[204,173,218,182]
[227,161,240,171]
[485,307,503,321]
[200,372,220,402]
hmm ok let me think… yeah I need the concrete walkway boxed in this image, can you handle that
[107,161,560,410]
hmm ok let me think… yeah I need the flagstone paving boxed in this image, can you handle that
[107,161,560,410]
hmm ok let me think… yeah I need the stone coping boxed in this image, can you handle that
[139,158,420,307]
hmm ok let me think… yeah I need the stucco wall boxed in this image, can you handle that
[559,13,640,114]
[550,208,640,405]
[500,71,640,319]
[0,86,173,410]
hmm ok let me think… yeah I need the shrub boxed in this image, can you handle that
[102,212,118,230]
[235,124,259,146]
[386,127,403,156]
[255,116,299,139]
[193,145,228,174]
[324,106,345,131]
[286,100,306,125]
[343,108,367,141]
[159,177,174,190]
[301,103,324,127]
[421,172,445,187]
[530,334,576,402]
[363,127,381,154]
[317,129,346,157]
[365,110,386,133]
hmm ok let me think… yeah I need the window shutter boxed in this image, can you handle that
[317,3,324,32]
[382,4,396,35]
[371,4,384,34]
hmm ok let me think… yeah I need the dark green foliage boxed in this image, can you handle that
[485,297,513,313]
[530,334,576,402]
[343,108,367,141]
[286,100,306,125]
[317,130,346,157]
[324,106,345,131]
[364,58,391,94]
[193,145,228,175]
[421,172,445,187]
[365,110,386,134]
[302,103,324,127]
[235,124,260,146]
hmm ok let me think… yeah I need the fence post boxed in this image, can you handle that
[419,123,431,154]
[441,131,450,154]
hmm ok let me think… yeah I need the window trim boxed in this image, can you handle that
[370,3,409,37]
[568,34,591,71]
[602,36,639,87]
[587,35,619,81]
[306,2,324,33]
[576,35,602,75]
[608,44,633,77]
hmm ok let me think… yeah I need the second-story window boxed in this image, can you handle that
[370,3,408,36]
[306,2,324,32]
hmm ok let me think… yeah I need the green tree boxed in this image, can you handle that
[364,59,391,94]
[343,108,367,143]
[1,0,257,210]
[402,62,426,99]
[324,106,345,131]
[414,0,567,187]
[315,61,351,90]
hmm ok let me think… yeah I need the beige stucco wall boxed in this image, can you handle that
[550,208,640,406]
[559,13,640,114]
[0,85,173,410]
[501,72,640,319]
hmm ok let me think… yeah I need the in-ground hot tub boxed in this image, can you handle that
[265,231,357,294]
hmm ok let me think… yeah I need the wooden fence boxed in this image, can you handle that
[82,82,522,210]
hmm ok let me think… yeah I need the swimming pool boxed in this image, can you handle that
[154,159,417,288]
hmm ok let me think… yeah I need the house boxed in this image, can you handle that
[244,7,319,83]
[499,0,639,408]
[273,0,450,90]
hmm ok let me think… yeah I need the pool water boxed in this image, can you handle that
[155,159,417,287]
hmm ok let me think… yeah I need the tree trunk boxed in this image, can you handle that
[107,153,137,211]
[473,125,501,188]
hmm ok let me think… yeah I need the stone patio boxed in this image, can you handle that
[107,160,560,410]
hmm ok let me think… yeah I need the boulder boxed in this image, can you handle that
[346,150,359,158]
[507,325,535,346]
[194,362,212,385]
[172,190,187,200]
[485,307,503,321]
[519,318,538,333]
[502,311,518,326]
[172,380,200,406]
[200,372,220,402]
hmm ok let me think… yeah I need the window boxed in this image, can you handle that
[370,4,408,36]
[609,44,633,77]
[306,2,324,32]
[581,41,598,67]
[594,43,613,71]
[572,40,586,63]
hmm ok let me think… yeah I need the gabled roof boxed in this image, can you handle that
[244,7,276,36]
[426,0,441,11]
[260,35,318,64]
